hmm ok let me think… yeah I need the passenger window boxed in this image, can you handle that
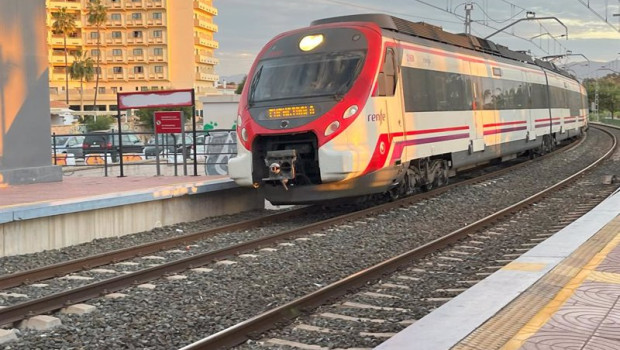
[377,48,397,97]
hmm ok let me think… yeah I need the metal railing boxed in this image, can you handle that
[51,129,237,177]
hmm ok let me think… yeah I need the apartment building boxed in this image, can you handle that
[46,0,219,113]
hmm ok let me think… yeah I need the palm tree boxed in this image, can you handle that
[87,0,107,114]
[52,7,77,105]
[69,51,95,115]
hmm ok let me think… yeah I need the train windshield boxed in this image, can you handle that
[249,51,365,104]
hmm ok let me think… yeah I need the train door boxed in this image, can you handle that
[377,46,406,162]
[470,77,485,152]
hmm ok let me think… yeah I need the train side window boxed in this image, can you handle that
[377,48,397,97]
[480,77,495,110]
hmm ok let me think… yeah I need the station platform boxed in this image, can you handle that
[377,189,620,350]
[0,175,264,257]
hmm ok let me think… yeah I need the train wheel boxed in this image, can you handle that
[435,160,449,187]
[404,168,417,195]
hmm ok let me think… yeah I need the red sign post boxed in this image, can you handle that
[154,111,182,134]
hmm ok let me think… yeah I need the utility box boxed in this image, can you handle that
[199,95,240,131]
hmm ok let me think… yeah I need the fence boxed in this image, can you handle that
[51,129,237,177]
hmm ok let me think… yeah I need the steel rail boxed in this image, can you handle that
[0,130,595,327]
[0,206,314,290]
[0,132,582,292]
[180,127,617,350]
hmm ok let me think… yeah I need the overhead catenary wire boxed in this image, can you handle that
[318,0,463,24]
[575,0,620,32]
[413,0,575,56]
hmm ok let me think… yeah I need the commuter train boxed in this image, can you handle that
[228,14,588,204]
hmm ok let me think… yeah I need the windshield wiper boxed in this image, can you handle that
[248,66,263,107]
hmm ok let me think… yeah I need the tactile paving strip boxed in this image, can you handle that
[453,216,620,350]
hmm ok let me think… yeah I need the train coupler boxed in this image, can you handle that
[263,149,297,190]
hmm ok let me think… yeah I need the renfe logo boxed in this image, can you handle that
[367,113,386,123]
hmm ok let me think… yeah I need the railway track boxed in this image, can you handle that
[180,125,618,350]
[0,126,613,349]
[0,128,584,292]
[0,132,585,328]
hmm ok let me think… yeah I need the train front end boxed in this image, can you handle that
[228,22,384,204]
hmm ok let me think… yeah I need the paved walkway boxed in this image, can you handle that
[0,175,226,209]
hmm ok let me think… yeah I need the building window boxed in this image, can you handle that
[141,86,149,91]
[134,66,144,74]
[133,48,143,56]
[112,49,122,56]
[151,86,159,90]
[132,31,143,38]
[94,67,102,74]
[90,32,99,39]
[98,87,106,94]
[153,48,163,56]
[131,13,142,20]
[110,13,121,21]
[154,66,163,73]
[112,31,122,39]
[91,49,100,56]
[153,12,162,20]
[111,87,118,93]
[152,30,162,38]
[113,67,123,74]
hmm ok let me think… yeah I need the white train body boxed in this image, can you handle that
[229,14,588,204]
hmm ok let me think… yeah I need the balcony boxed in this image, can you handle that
[48,1,81,11]
[127,37,145,44]
[147,37,165,44]
[86,38,106,46]
[126,20,145,27]
[50,54,77,65]
[195,54,218,65]
[193,1,218,16]
[195,72,218,82]
[146,0,164,8]
[50,36,82,47]
[193,36,218,49]
[193,19,218,32]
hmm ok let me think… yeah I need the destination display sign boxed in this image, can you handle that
[267,105,316,119]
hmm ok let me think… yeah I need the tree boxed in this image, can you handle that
[52,8,77,104]
[135,106,194,130]
[87,0,107,113]
[69,51,95,115]
[584,73,620,118]
[85,115,115,131]
[235,76,247,94]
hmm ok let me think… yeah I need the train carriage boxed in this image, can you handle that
[228,14,588,204]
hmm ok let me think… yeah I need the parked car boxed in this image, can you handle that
[82,132,144,162]
[51,135,85,159]
[144,134,193,159]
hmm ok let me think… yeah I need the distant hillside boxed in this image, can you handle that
[557,60,619,80]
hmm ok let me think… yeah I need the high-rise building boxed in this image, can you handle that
[46,0,219,113]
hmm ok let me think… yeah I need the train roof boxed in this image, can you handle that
[311,14,576,81]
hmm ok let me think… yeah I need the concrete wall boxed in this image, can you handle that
[0,187,264,257]
[0,0,62,185]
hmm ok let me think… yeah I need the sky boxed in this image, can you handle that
[212,0,620,78]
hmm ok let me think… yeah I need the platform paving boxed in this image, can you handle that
[376,190,620,350]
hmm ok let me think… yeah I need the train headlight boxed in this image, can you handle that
[241,127,248,142]
[324,121,340,136]
[299,34,324,52]
[343,105,358,119]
